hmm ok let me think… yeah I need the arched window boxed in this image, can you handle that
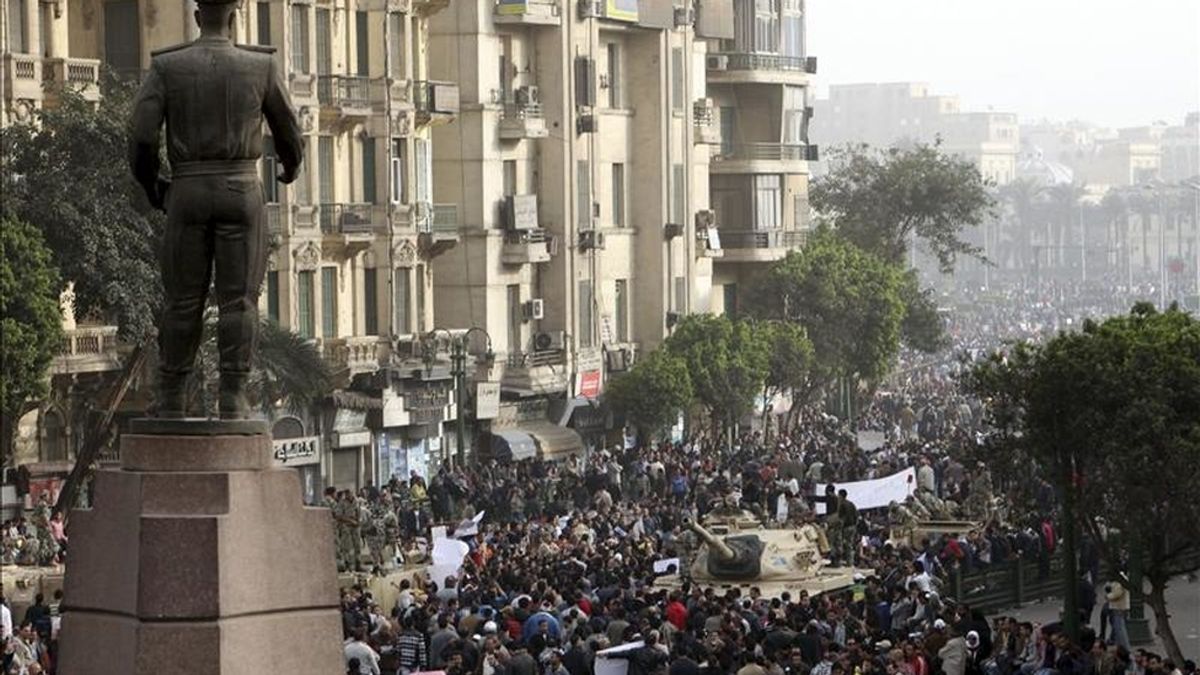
[42,410,66,463]
[272,416,305,440]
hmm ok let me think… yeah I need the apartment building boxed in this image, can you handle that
[428,0,737,454]
[57,0,462,496]
[1,0,102,124]
[705,0,817,315]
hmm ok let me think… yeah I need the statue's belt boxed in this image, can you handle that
[172,159,260,178]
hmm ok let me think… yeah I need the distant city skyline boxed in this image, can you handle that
[807,0,1200,129]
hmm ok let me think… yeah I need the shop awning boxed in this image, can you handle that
[490,430,538,462]
[524,422,584,460]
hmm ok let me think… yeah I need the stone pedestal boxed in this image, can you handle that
[59,421,343,674]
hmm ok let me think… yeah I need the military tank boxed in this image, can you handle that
[655,518,856,598]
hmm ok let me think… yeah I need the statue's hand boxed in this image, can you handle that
[150,178,171,212]
[278,164,300,185]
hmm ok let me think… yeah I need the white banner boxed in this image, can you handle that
[815,467,917,514]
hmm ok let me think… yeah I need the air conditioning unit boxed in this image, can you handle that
[706,55,728,71]
[663,223,683,239]
[522,298,545,321]
[606,347,631,372]
[577,0,601,19]
[579,229,605,251]
[576,113,598,134]
[694,209,715,228]
[534,330,567,352]
[673,6,694,26]
[515,85,540,107]
[546,235,560,257]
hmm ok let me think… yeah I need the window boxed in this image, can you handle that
[578,280,593,348]
[724,283,738,319]
[671,48,684,112]
[297,270,315,338]
[315,8,332,75]
[266,270,280,322]
[503,160,517,197]
[754,175,781,230]
[781,0,803,57]
[290,7,310,73]
[719,106,736,157]
[507,284,522,354]
[364,267,378,335]
[103,0,140,74]
[7,0,27,53]
[574,56,596,107]
[361,137,377,204]
[614,279,629,343]
[577,160,591,229]
[415,138,431,205]
[393,268,411,334]
[388,12,406,78]
[415,264,426,333]
[262,136,280,203]
[606,43,620,108]
[318,136,334,204]
[753,0,779,53]
[355,11,369,77]
[321,267,337,338]
[293,143,311,205]
[674,276,686,313]
[499,36,513,103]
[672,164,686,225]
[256,1,272,46]
[783,86,806,144]
[611,163,625,227]
[390,139,406,204]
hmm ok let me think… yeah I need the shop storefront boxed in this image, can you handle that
[271,434,321,504]
[379,375,454,483]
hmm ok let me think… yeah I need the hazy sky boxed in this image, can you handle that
[807,0,1200,129]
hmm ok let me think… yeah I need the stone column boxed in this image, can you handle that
[59,420,343,675]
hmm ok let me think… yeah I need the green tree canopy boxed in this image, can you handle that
[746,232,906,387]
[1,79,163,340]
[963,303,1200,661]
[664,314,770,432]
[812,142,995,273]
[607,349,693,442]
[0,216,64,460]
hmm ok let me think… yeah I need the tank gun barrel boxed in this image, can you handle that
[684,518,736,561]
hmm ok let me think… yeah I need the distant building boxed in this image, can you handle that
[811,82,1017,185]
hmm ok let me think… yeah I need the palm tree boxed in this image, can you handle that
[189,307,333,418]
[999,178,1043,273]
[1099,190,1129,278]
[1044,183,1087,274]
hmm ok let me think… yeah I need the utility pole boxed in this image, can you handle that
[451,337,466,467]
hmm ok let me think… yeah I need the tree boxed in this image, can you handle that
[189,310,334,417]
[663,315,770,436]
[0,216,64,461]
[898,271,949,353]
[1,78,164,340]
[607,349,693,443]
[963,304,1200,660]
[758,320,815,435]
[746,232,906,391]
[812,142,996,273]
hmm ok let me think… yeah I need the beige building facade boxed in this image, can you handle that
[1,0,102,124]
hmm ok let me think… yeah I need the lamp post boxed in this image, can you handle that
[422,327,494,467]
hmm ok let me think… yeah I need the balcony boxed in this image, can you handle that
[716,229,808,263]
[43,57,102,104]
[501,228,553,265]
[51,326,123,375]
[317,75,382,123]
[416,203,460,258]
[414,80,459,125]
[711,142,815,175]
[498,103,548,140]
[502,350,569,395]
[319,203,379,255]
[322,336,389,379]
[494,0,561,25]
[707,52,816,86]
[3,54,44,108]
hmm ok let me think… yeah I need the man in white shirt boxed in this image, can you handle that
[0,595,13,639]
[344,629,381,675]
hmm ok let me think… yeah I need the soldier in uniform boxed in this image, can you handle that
[30,494,57,566]
[818,484,843,565]
[381,494,401,570]
[128,0,304,418]
[365,496,390,571]
[835,488,859,566]
[333,491,362,572]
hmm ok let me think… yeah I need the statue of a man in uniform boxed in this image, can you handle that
[129,0,305,419]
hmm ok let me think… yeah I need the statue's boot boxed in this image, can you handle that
[157,373,188,418]
[219,372,252,419]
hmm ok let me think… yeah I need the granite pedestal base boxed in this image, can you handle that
[59,421,343,675]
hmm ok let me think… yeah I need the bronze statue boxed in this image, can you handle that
[129,0,304,418]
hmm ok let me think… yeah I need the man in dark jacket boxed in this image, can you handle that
[610,631,669,675]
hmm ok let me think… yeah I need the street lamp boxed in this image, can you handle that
[421,327,494,466]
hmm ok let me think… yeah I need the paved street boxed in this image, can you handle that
[991,575,1200,659]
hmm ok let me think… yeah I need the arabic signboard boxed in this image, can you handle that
[476,382,500,419]
[272,435,320,467]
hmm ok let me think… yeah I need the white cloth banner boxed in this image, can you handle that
[815,467,917,514]
[653,558,681,575]
[596,641,646,675]
[427,536,470,588]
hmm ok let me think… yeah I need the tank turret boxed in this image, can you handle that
[684,518,764,580]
